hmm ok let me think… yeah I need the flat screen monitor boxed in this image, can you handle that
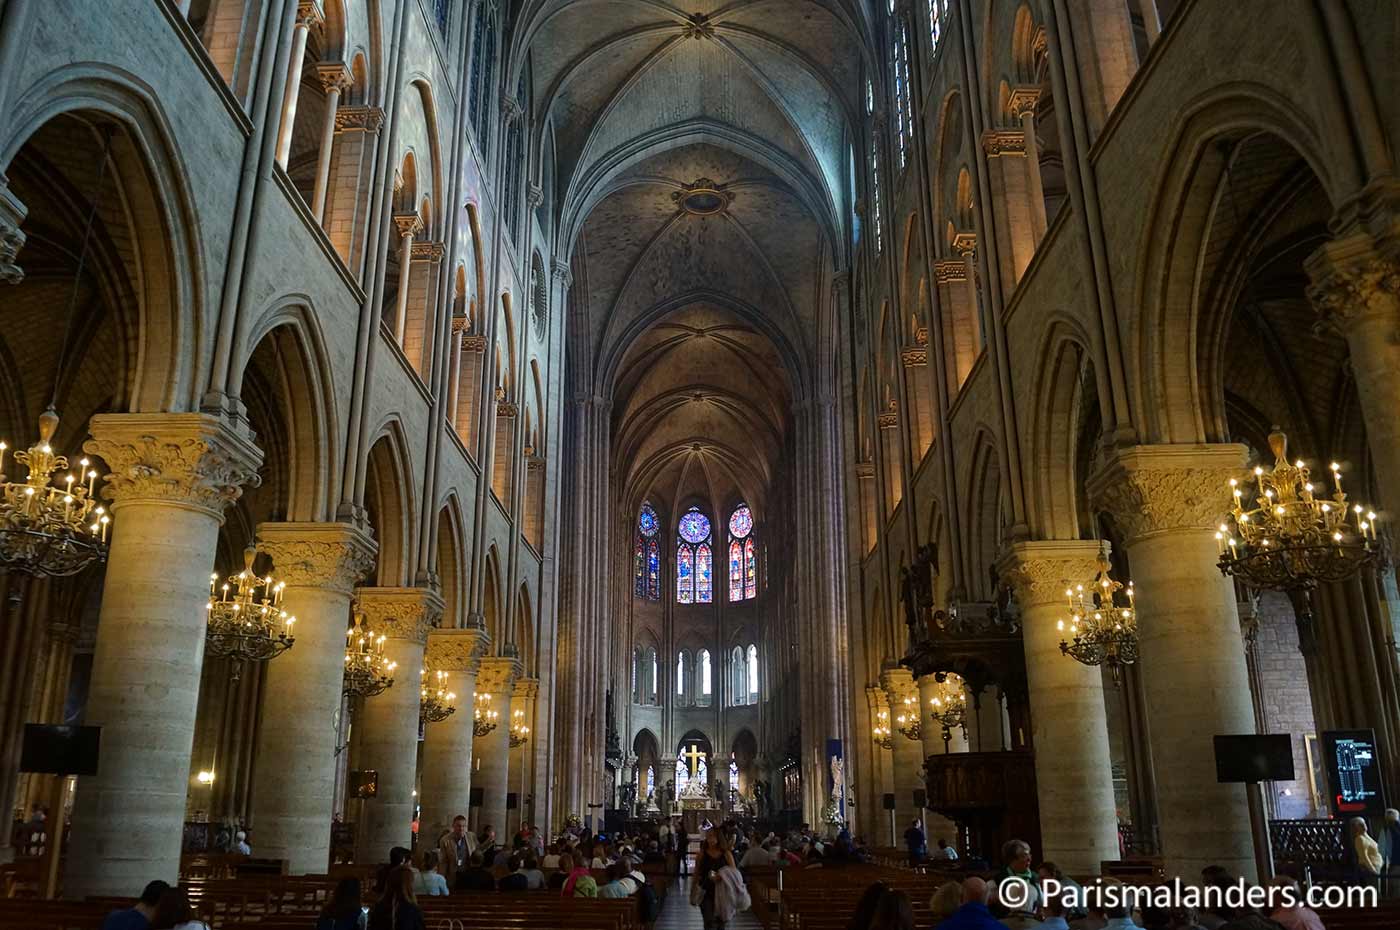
[19,724,100,776]
[1321,729,1387,817]
[1213,734,1295,784]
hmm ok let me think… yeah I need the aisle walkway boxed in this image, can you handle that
[654,877,764,929]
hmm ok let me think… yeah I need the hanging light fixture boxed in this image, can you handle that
[0,129,118,580]
[1058,546,1139,684]
[205,546,295,680]
[0,409,109,577]
[895,692,922,741]
[927,674,967,749]
[871,708,893,750]
[509,708,530,748]
[419,666,457,724]
[1216,429,1379,651]
[343,612,395,698]
[473,691,499,737]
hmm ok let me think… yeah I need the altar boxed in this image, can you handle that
[681,807,721,834]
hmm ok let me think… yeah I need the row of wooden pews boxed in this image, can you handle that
[745,863,960,930]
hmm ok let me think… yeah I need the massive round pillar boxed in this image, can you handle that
[417,628,486,847]
[67,413,262,897]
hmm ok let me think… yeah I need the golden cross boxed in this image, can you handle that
[682,743,705,778]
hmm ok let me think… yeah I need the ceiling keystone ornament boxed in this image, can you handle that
[684,12,716,40]
[673,179,733,217]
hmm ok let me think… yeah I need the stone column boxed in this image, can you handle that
[999,540,1120,875]
[1089,444,1256,881]
[475,656,520,842]
[880,667,923,831]
[275,1,323,168]
[512,678,539,830]
[391,213,423,340]
[354,586,443,862]
[0,175,26,284]
[1306,229,1400,514]
[67,414,262,897]
[249,521,376,874]
[311,62,353,224]
[417,627,486,847]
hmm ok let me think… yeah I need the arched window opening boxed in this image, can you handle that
[871,140,884,253]
[468,4,497,152]
[728,504,756,601]
[505,69,528,242]
[635,502,661,601]
[893,18,911,168]
[746,643,759,702]
[675,507,713,603]
[698,649,712,707]
[730,645,746,706]
[929,0,950,54]
[676,650,691,704]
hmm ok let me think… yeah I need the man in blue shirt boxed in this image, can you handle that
[101,880,170,930]
[935,877,1011,930]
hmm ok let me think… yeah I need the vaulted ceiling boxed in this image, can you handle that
[523,0,868,512]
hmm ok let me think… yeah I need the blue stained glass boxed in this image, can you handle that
[677,544,694,604]
[697,543,712,603]
[729,540,743,602]
[634,537,645,597]
[728,504,752,539]
[639,503,660,537]
[678,508,711,544]
[646,538,660,600]
[744,537,756,600]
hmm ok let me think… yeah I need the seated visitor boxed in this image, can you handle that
[452,852,496,891]
[1266,876,1323,930]
[151,886,209,930]
[561,853,598,898]
[367,867,423,930]
[102,880,171,930]
[934,877,1007,930]
[412,851,449,896]
[316,878,368,930]
[597,862,631,898]
[498,854,531,891]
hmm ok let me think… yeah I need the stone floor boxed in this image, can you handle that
[654,876,763,930]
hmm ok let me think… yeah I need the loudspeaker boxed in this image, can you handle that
[348,769,379,799]
[469,787,484,807]
[1213,734,1295,783]
[507,792,519,810]
[912,788,927,808]
[882,793,896,810]
[20,724,100,776]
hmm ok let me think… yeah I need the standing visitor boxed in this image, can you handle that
[437,815,475,887]
[694,826,738,930]
[905,818,927,865]
[1351,817,1384,888]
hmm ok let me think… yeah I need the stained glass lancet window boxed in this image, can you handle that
[636,503,660,601]
[929,0,950,53]
[468,4,497,148]
[893,19,910,168]
[728,504,756,601]
[676,507,712,603]
[871,140,884,253]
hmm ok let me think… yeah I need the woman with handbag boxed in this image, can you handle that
[692,827,737,929]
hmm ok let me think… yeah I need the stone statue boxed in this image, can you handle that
[900,543,938,648]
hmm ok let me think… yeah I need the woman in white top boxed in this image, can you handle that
[413,851,450,896]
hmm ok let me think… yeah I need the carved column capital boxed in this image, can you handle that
[411,240,446,262]
[982,129,1026,157]
[0,176,28,285]
[425,627,490,673]
[256,521,378,594]
[900,346,927,367]
[335,106,385,134]
[461,334,488,353]
[1305,234,1400,331]
[525,183,543,209]
[551,259,573,287]
[296,0,325,27]
[477,655,522,694]
[1007,86,1040,120]
[356,586,445,645]
[84,413,263,519]
[1087,444,1247,545]
[500,95,523,124]
[996,540,1107,609]
[934,258,967,284]
[514,676,540,702]
[878,665,915,705]
[314,61,354,94]
[393,212,424,239]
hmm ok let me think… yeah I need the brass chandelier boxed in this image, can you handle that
[473,691,499,737]
[1217,429,1377,589]
[1216,429,1378,651]
[0,409,109,577]
[895,693,922,742]
[419,666,457,724]
[509,708,531,748]
[343,612,396,698]
[927,673,967,748]
[205,546,295,680]
[1058,546,1139,683]
[871,708,893,751]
